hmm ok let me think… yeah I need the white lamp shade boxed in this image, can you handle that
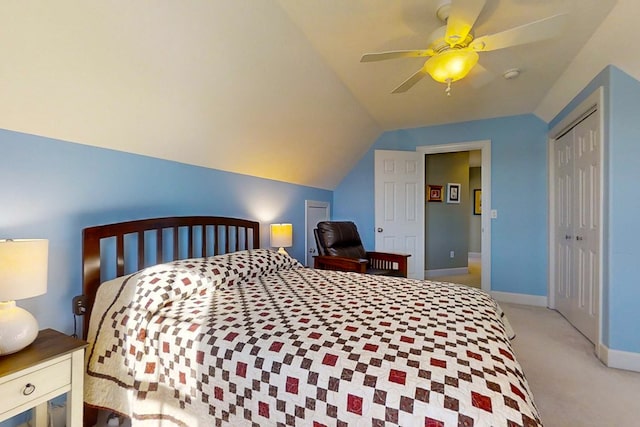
[0,239,48,301]
[270,224,293,248]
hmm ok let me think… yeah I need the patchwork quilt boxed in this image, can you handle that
[85,249,541,426]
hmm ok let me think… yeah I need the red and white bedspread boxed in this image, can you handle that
[85,249,541,427]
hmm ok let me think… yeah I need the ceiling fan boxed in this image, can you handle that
[361,0,567,95]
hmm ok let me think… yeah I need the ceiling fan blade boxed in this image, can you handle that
[445,0,486,46]
[392,68,429,94]
[471,14,568,52]
[361,50,434,62]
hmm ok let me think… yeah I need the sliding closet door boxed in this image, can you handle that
[554,110,600,344]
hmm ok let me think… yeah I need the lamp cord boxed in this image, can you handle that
[71,313,78,338]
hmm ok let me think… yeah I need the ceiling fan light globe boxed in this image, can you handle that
[424,49,479,83]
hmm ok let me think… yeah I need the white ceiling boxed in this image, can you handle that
[0,1,629,190]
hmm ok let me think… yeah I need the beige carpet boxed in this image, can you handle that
[501,303,640,427]
[431,257,481,288]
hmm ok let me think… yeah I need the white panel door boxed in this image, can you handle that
[374,150,425,279]
[554,111,600,343]
[305,200,330,267]
[571,111,600,343]
[554,130,574,317]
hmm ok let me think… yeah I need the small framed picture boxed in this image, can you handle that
[447,183,461,204]
[473,189,482,215]
[427,185,443,202]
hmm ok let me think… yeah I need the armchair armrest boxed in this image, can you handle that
[314,256,368,273]
[366,251,411,278]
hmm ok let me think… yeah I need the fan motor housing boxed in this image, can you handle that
[427,25,474,53]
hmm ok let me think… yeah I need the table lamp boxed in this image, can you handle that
[0,239,49,355]
[270,224,292,255]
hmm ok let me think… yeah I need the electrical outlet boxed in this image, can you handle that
[450,250,455,258]
[72,295,86,316]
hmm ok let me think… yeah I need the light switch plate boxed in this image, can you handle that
[491,209,498,219]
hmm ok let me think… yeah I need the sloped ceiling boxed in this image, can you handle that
[536,0,640,121]
[0,1,625,190]
[0,1,380,190]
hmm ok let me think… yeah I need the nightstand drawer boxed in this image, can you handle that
[0,357,71,414]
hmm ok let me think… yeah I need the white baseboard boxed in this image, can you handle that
[468,252,481,259]
[425,267,469,277]
[490,291,548,307]
[597,343,640,372]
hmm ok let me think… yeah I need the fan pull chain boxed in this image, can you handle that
[445,79,452,96]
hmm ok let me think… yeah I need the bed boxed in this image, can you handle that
[82,216,542,427]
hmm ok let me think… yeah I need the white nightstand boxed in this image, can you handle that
[0,329,87,427]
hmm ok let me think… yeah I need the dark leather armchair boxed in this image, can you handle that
[313,221,410,277]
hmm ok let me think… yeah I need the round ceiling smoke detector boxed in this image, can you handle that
[503,68,521,80]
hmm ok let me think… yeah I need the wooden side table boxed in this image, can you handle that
[0,329,87,427]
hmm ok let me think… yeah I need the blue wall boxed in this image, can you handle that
[607,68,640,354]
[0,129,331,425]
[334,114,549,296]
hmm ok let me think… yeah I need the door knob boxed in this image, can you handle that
[377,228,383,232]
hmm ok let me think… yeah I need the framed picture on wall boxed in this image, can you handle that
[427,185,443,202]
[447,183,461,204]
[473,189,482,215]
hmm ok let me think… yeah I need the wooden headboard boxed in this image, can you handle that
[81,216,260,339]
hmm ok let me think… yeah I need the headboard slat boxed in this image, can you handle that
[200,226,206,258]
[116,235,125,277]
[173,227,179,260]
[137,232,144,271]
[225,226,230,254]
[213,226,218,255]
[157,228,163,264]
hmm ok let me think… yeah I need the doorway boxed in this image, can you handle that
[426,151,482,288]
[417,141,491,292]
[305,200,330,267]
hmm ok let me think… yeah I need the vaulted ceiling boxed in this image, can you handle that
[0,0,634,190]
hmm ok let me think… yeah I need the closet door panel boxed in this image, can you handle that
[570,112,600,343]
[554,131,574,315]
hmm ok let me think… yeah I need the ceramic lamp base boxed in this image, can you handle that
[0,300,39,355]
